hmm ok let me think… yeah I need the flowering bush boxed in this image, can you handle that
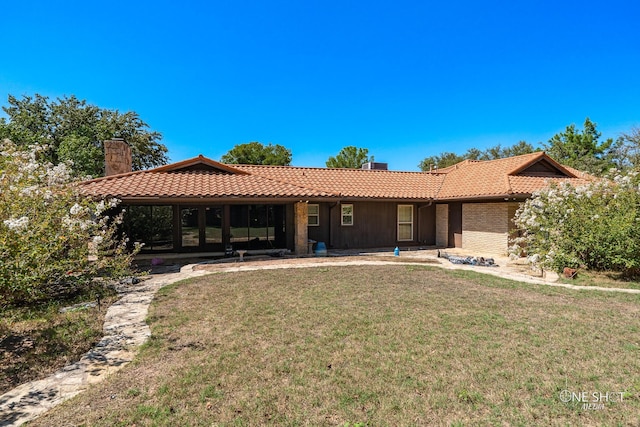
[510,170,640,276]
[0,140,139,306]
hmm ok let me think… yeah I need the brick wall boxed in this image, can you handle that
[462,203,519,255]
[435,204,448,247]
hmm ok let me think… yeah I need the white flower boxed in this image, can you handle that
[47,163,72,185]
[94,200,106,216]
[92,235,104,246]
[70,203,83,215]
[3,216,29,232]
[20,185,40,197]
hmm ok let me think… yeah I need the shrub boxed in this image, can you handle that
[0,140,139,306]
[510,170,640,276]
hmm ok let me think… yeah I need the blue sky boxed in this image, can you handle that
[1,0,639,171]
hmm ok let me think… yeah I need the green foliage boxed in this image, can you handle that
[543,118,615,175]
[510,171,640,276]
[419,152,466,170]
[0,140,139,307]
[220,141,292,165]
[483,141,538,159]
[326,146,373,168]
[0,94,168,177]
[418,141,537,171]
[123,205,173,250]
[58,134,104,176]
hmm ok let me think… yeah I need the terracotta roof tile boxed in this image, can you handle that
[435,152,594,199]
[507,175,592,195]
[232,165,443,200]
[80,170,332,199]
[80,152,595,202]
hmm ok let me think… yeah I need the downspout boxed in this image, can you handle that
[418,199,434,245]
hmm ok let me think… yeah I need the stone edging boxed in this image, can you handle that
[0,268,207,427]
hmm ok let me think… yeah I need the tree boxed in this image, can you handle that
[221,141,292,165]
[0,94,168,177]
[543,118,614,175]
[611,126,640,170]
[418,152,466,171]
[483,141,537,159]
[418,141,538,171]
[0,140,138,306]
[326,146,373,169]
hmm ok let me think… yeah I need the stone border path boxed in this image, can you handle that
[0,267,208,427]
[2,252,639,426]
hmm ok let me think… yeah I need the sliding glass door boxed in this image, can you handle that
[229,205,284,250]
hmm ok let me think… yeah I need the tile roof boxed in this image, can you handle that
[80,170,333,199]
[80,151,594,202]
[232,165,444,199]
[434,152,593,200]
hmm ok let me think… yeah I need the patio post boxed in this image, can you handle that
[294,201,309,255]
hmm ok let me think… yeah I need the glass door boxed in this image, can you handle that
[181,207,200,248]
[205,207,223,251]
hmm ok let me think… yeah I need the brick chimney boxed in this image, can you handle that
[104,138,132,176]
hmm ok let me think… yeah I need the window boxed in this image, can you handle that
[230,205,277,250]
[181,207,200,247]
[308,204,319,226]
[397,205,413,241]
[341,204,353,226]
[124,205,174,251]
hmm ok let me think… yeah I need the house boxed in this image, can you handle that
[80,140,593,256]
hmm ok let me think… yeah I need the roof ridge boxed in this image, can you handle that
[506,152,579,177]
[432,172,449,199]
[479,151,545,163]
[504,174,513,194]
[234,164,429,174]
[153,155,249,175]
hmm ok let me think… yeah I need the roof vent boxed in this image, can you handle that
[361,162,388,171]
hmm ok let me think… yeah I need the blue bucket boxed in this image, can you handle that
[315,241,327,257]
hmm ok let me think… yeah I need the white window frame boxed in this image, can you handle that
[308,204,319,226]
[341,203,354,226]
[397,204,414,241]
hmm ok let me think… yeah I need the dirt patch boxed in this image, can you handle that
[0,294,118,395]
[191,254,440,271]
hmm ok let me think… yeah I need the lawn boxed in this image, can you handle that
[33,265,640,426]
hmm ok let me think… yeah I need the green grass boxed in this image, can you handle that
[557,269,640,290]
[34,265,640,426]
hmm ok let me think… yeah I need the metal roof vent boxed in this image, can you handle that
[361,162,388,170]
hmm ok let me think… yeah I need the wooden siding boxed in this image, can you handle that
[417,204,436,245]
[307,203,332,245]
[319,201,435,249]
[331,202,395,248]
[448,202,463,247]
